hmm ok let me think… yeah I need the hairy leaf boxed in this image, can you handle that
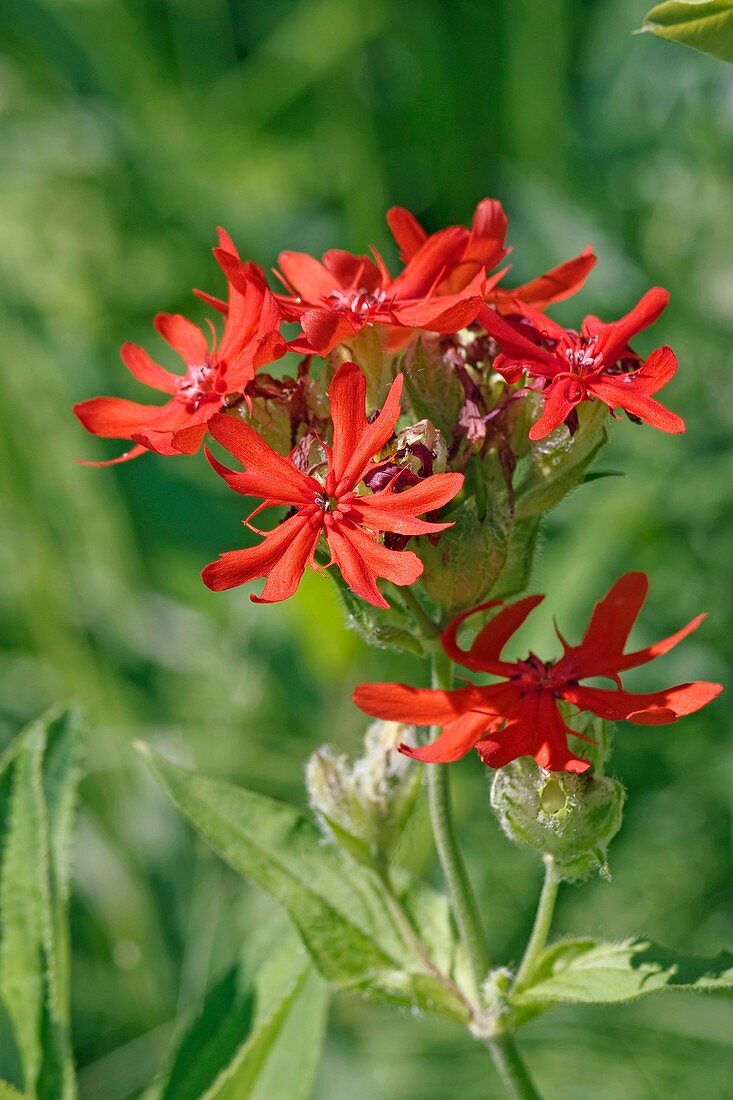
[512,936,733,1007]
[139,748,470,1021]
[0,708,83,1100]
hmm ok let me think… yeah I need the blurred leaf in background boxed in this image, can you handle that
[0,0,732,1097]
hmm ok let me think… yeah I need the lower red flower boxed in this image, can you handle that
[201,362,464,607]
[353,573,721,772]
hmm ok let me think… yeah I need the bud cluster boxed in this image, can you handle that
[306,721,421,868]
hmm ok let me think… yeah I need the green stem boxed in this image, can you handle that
[487,1034,543,1100]
[513,854,560,993]
[427,649,490,1000]
[393,583,440,638]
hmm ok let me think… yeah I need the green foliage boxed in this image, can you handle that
[0,708,83,1100]
[512,936,733,1007]
[641,1,733,62]
[153,928,328,1100]
[416,498,508,614]
[139,746,471,1024]
[402,338,465,439]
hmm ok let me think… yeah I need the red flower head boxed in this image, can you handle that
[354,573,721,773]
[201,361,464,607]
[273,229,486,356]
[74,230,287,463]
[480,288,684,439]
[387,199,596,312]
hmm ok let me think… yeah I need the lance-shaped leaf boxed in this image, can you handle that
[154,928,328,1100]
[138,746,471,1022]
[640,1,733,63]
[511,936,733,1008]
[0,707,84,1100]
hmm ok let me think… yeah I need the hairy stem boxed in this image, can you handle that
[393,583,441,638]
[513,854,560,992]
[377,866,475,1023]
[427,649,490,1000]
[487,1034,543,1100]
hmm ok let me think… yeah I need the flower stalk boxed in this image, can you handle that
[513,854,560,993]
[427,649,490,1001]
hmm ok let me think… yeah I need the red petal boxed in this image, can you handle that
[202,512,319,601]
[402,709,497,763]
[478,305,559,370]
[590,378,685,433]
[386,206,428,263]
[300,309,359,354]
[630,346,677,394]
[350,472,464,534]
[326,520,422,608]
[74,397,161,439]
[575,571,648,672]
[528,377,582,440]
[477,693,590,773]
[276,251,336,302]
[322,250,383,291]
[352,682,486,725]
[463,198,509,267]
[120,343,178,393]
[207,414,316,504]
[561,681,722,724]
[441,595,544,675]
[216,226,240,257]
[593,287,669,365]
[329,363,403,493]
[393,271,485,331]
[391,226,467,299]
[153,313,208,365]
[76,443,149,467]
[502,246,596,309]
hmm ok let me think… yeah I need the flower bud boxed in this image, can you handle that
[513,399,609,519]
[306,721,422,867]
[490,757,625,881]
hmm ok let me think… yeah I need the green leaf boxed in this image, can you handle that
[0,707,83,1100]
[203,966,327,1100]
[157,928,328,1100]
[512,936,733,1007]
[0,1082,24,1100]
[640,1,733,62]
[139,748,470,1022]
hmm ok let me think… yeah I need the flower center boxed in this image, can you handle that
[314,492,340,513]
[516,653,558,691]
[178,359,226,411]
[564,335,602,376]
[328,287,388,318]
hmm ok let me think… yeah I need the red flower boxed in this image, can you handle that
[74,231,286,462]
[480,288,684,439]
[201,361,464,607]
[354,573,721,772]
[273,229,486,356]
[387,199,596,311]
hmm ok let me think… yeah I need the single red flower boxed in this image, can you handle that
[272,228,486,356]
[74,231,287,462]
[479,288,684,439]
[387,199,596,311]
[353,572,721,772]
[201,361,464,607]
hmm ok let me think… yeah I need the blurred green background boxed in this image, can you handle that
[1,0,732,1096]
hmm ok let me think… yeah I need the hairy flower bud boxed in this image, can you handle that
[490,757,625,881]
[306,721,422,867]
[513,398,609,519]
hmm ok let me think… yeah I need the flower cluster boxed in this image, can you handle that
[75,198,720,772]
